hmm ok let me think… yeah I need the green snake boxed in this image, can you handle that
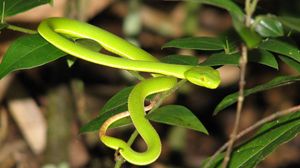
[38,17,221,165]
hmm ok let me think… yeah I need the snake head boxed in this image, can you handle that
[184,66,221,89]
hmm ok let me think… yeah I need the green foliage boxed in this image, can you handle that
[0,0,51,17]
[99,86,134,115]
[259,39,300,62]
[214,76,300,114]
[81,104,209,133]
[279,56,300,73]
[1,0,300,167]
[147,105,208,134]
[199,51,278,69]
[277,16,300,32]
[239,26,263,48]
[195,0,244,21]
[161,55,198,66]
[162,37,225,51]
[0,34,66,79]
[203,111,300,168]
[81,87,208,133]
[254,15,284,37]
[248,50,278,69]
[199,53,240,66]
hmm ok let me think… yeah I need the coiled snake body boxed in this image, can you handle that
[38,18,221,165]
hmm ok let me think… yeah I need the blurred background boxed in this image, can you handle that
[0,0,300,168]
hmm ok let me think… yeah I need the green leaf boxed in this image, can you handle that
[0,0,51,17]
[277,16,300,32]
[199,51,278,69]
[239,27,262,48]
[81,85,159,133]
[79,105,129,133]
[199,52,240,66]
[254,16,284,37]
[162,37,225,51]
[0,34,66,79]
[75,38,102,52]
[99,86,134,115]
[259,39,300,62]
[279,55,300,73]
[248,50,278,69]
[203,111,300,168]
[214,75,300,114]
[160,55,198,66]
[81,86,138,133]
[147,105,208,134]
[66,38,102,67]
[195,0,244,22]
[191,0,248,50]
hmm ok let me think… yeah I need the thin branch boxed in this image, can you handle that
[222,0,260,166]
[222,43,248,168]
[1,1,5,23]
[7,24,37,34]
[204,104,300,168]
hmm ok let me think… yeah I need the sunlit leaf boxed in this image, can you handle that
[254,16,284,37]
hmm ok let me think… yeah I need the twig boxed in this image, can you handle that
[222,43,248,168]
[1,1,5,23]
[204,104,300,168]
[7,24,37,34]
[222,0,259,166]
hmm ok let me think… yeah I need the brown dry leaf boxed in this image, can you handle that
[111,1,182,37]
[0,140,27,166]
[0,74,14,102]
[8,98,46,154]
[69,139,89,167]
[0,108,8,145]
[218,65,240,87]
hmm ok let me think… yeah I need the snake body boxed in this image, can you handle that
[38,17,221,165]
[100,77,177,165]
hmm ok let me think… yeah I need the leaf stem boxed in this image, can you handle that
[204,104,300,168]
[7,24,37,34]
[1,1,5,23]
